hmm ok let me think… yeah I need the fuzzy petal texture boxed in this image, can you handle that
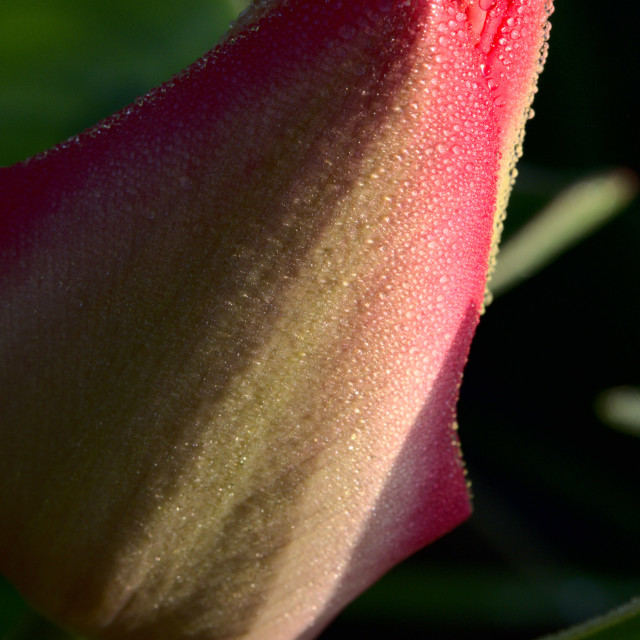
[0,1,552,639]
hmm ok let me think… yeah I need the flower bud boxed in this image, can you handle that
[0,1,552,638]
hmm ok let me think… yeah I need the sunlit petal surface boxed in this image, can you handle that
[0,1,552,638]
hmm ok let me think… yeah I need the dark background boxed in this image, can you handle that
[1,1,638,638]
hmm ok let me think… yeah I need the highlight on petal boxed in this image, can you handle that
[0,1,552,639]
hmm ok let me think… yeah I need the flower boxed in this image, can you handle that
[0,1,552,638]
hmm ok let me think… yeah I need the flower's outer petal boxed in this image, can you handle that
[0,1,552,639]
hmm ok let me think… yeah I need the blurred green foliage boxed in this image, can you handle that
[541,598,640,640]
[0,0,241,166]
[1,1,638,639]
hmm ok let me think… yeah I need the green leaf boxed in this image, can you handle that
[0,0,240,166]
[539,597,640,640]
[490,169,638,297]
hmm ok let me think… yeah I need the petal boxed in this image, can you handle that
[0,1,552,638]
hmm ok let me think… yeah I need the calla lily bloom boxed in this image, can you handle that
[0,0,552,638]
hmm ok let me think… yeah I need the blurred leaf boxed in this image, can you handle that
[539,597,640,640]
[596,387,640,438]
[0,578,29,638]
[490,169,638,297]
[342,564,638,631]
[0,0,241,166]
[0,577,83,640]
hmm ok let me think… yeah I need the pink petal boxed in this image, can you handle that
[0,1,552,638]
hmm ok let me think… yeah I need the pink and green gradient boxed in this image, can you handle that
[0,1,552,638]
